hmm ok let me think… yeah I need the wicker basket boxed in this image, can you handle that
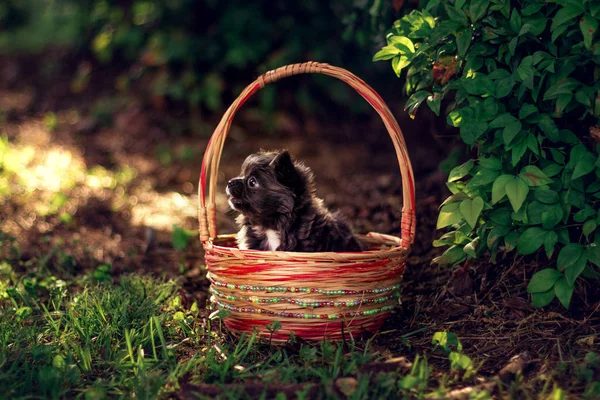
[198,62,416,342]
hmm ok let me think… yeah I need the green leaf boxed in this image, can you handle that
[172,225,192,251]
[440,193,471,207]
[488,69,510,80]
[575,88,593,108]
[565,251,587,286]
[518,23,533,36]
[463,238,479,257]
[510,9,522,33]
[528,201,562,225]
[429,20,462,44]
[448,159,474,182]
[551,6,584,32]
[542,208,563,229]
[392,55,411,77]
[522,3,544,17]
[519,166,553,187]
[512,206,528,223]
[508,36,518,56]
[505,176,530,212]
[469,0,489,22]
[432,331,462,353]
[16,306,32,319]
[373,45,401,61]
[459,197,484,229]
[526,134,539,155]
[518,227,550,255]
[503,121,522,145]
[449,352,473,370]
[587,245,600,267]
[389,36,416,53]
[461,75,495,96]
[551,23,569,43]
[495,77,516,98]
[479,157,502,171]
[534,189,559,204]
[432,245,467,265]
[483,98,499,119]
[489,113,517,128]
[467,168,499,188]
[491,174,513,204]
[550,149,566,164]
[555,93,573,116]
[572,150,596,180]
[532,289,555,308]
[398,376,419,390]
[426,93,441,116]
[405,91,430,117]
[554,278,574,309]
[456,28,472,57]
[489,208,512,226]
[519,104,538,119]
[542,163,563,177]
[511,138,528,167]
[437,202,463,229]
[544,202,564,226]
[173,311,185,321]
[487,225,511,247]
[544,231,558,258]
[527,268,563,293]
[527,16,547,36]
[446,5,468,26]
[583,220,597,237]
[539,115,560,142]
[460,121,488,145]
[504,231,519,252]
[557,243,585,271]
[543,78,580,101]
[516,56,534,81]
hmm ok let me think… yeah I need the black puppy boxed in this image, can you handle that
[226,150,362,252]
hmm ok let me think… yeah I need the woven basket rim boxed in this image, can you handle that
[205,233,410,260]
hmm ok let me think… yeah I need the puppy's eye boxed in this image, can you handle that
[247,177,258,188]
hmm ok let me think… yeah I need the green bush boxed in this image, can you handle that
[375,0,600,308]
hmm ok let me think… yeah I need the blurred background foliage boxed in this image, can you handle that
[0,0,411,121]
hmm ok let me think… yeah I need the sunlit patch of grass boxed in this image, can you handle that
[1,119,198,237]
[130,190,196,231]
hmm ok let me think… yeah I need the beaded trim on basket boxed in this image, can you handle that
[210,287,400,308]
[208,275,401,295]
[212,299,396,319]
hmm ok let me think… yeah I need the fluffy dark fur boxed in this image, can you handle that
[226,150,363,252]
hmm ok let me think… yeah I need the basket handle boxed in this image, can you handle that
[198,61,416,249]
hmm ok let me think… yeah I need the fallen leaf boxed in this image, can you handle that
[335,377,357,397]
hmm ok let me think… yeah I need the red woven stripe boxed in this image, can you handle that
[211,259,390,276]
[224,314,388,341]
[208,262,405,283]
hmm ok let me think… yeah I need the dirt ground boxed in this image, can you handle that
[1,54,599,396]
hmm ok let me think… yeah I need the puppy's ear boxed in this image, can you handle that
[270,151,301,191]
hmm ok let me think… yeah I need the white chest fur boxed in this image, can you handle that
[265,229,281,251]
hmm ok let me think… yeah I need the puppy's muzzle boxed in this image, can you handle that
[227,178,244,198]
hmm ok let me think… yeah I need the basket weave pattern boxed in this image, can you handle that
[198,62,416,342]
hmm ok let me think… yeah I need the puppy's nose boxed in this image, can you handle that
[227,178,243,197]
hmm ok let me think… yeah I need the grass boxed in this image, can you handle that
[1,244,599,399]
